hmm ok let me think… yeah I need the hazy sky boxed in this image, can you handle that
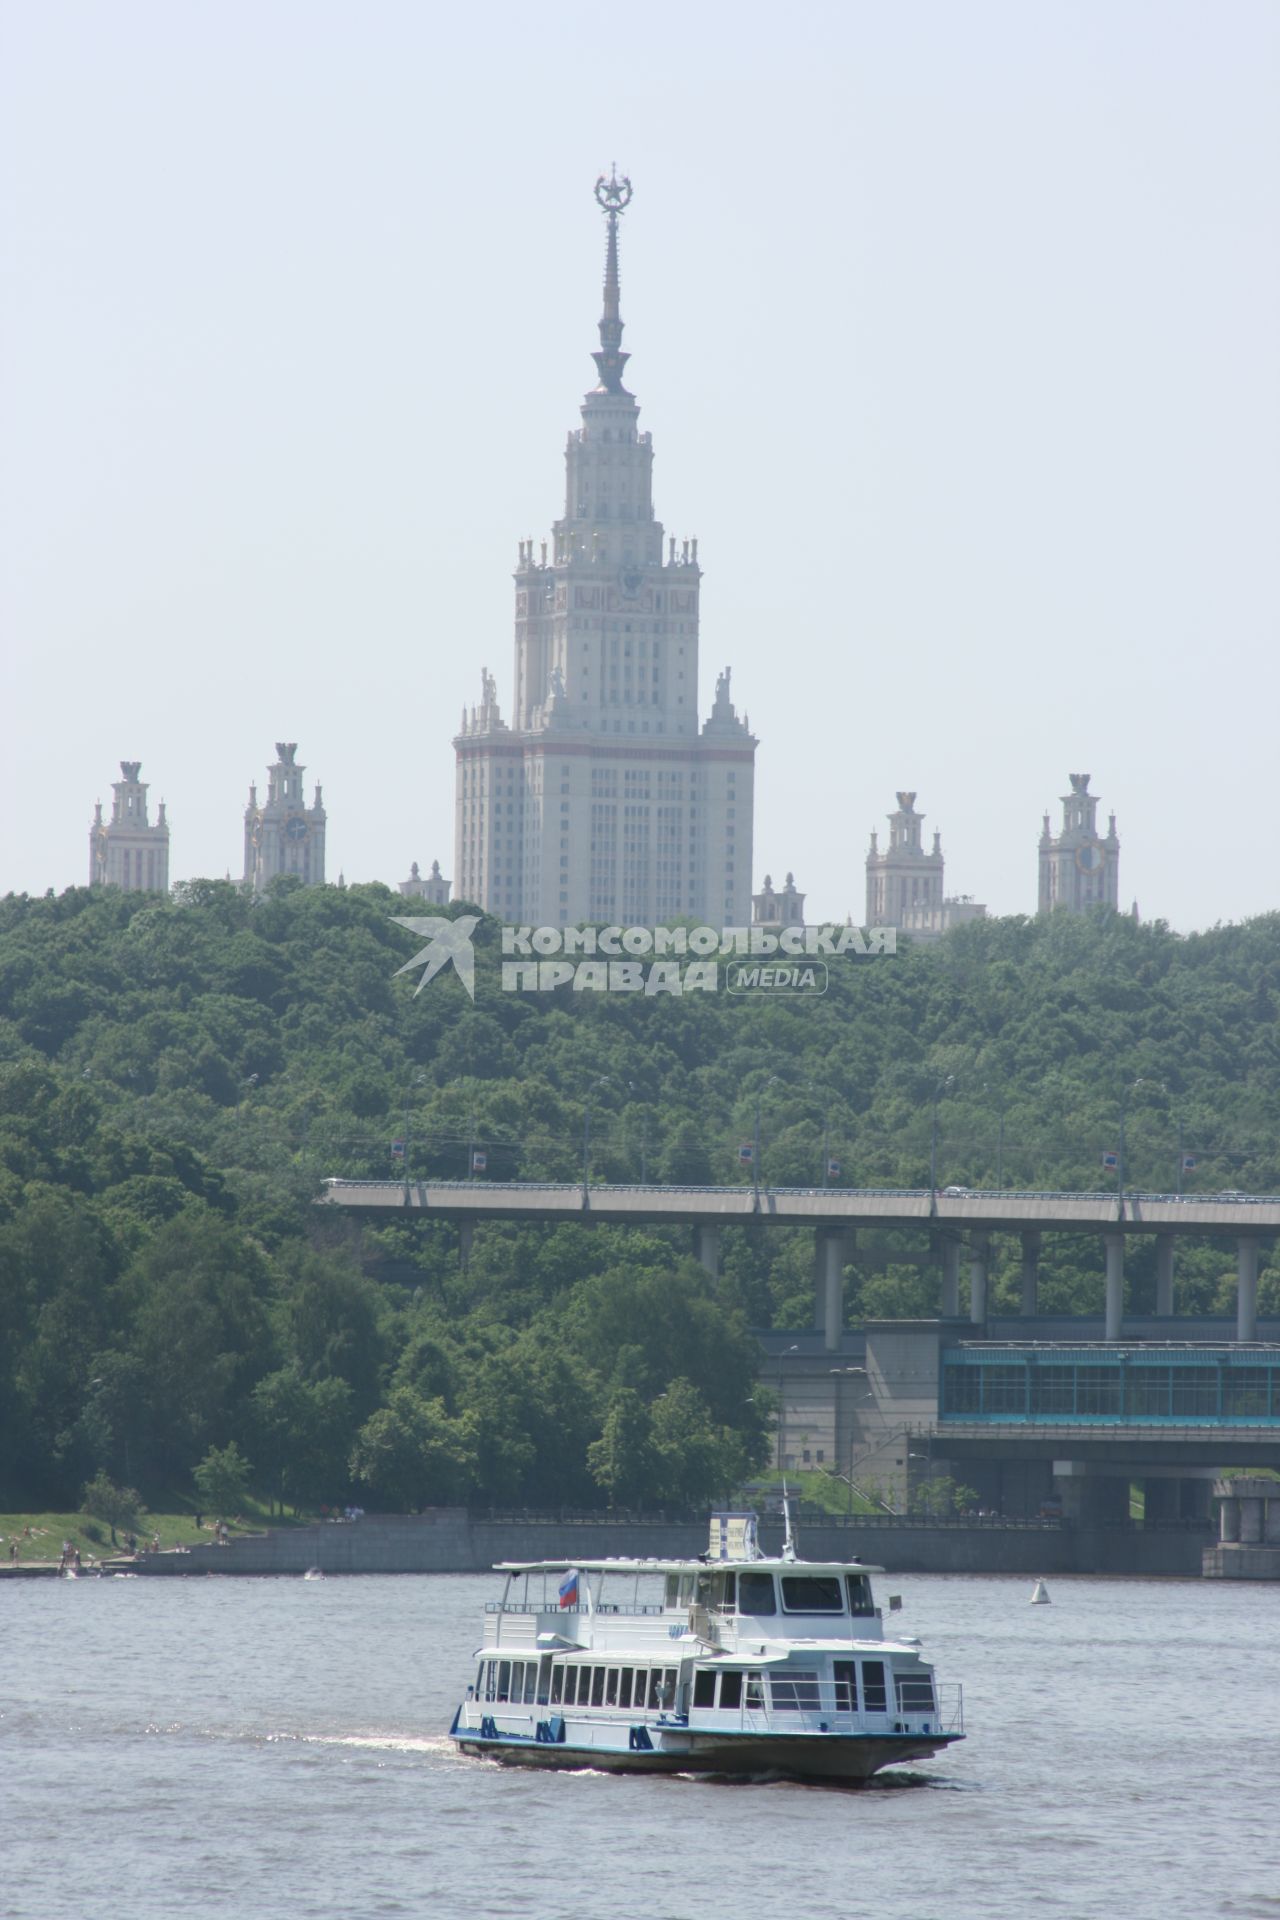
[3,2,1277,929]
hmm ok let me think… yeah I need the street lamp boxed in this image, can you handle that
[1117,1077,1165,1204]
[983,1081,1006,1190]
[929,1076,954,1197]
[752,1074,782,1199]
[582,1077,612,1196]
[775,1343,799,1475]
[627,1079,649,1184]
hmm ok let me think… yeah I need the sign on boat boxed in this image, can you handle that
[450,1508,965,1782]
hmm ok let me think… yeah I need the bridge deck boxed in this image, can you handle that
[318,1178,1280,1235]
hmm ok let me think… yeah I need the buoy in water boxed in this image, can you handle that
[1030,1578,1051,1604]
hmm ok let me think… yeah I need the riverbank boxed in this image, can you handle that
[84,1507,1215,1578]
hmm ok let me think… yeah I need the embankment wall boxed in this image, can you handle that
[128,1511,1210,1578]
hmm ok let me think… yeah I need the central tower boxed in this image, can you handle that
[454,173,756,927]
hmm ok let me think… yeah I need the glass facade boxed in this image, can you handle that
[940,1348,1280,1425]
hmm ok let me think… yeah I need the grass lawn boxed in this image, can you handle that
[0,1497,308,1568]
[750,1469,888,1516]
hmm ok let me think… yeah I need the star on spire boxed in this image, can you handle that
[591,167,633,394]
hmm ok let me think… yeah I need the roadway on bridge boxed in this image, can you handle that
[318,1178,1280,1236]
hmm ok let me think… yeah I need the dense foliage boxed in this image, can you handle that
[2,879,1277,1512]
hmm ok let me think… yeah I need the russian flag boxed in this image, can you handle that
[558,1568,579,1609]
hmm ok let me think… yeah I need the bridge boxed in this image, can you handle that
[319,1178,1278,1343]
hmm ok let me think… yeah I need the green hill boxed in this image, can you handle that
[2,879,1277,1513]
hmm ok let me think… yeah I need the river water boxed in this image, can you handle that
[2,1569,1276,1920]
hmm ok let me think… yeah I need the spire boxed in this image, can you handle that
[591,167,633,394]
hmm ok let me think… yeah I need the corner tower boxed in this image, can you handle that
[243,743,327,892]
[89,761,170,891]
[454,172,756,926]
[1038,773,1120,913]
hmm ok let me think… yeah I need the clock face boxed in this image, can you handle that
[285,815,309,843]
[1075,841,1104,874]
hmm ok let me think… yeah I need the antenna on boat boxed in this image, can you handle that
[780,1481,799,1562]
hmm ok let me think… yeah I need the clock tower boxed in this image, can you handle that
[1038,772,1120,913]
[243,742,327,892]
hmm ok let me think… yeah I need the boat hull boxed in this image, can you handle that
[452,1727,962,1782]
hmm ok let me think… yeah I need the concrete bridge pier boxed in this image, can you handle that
[1237,1238,1261,1342]
[696,1225,721,1278]
[1155,1234,1176,1316]
[969,1233,990,1325]
[1104,1232,1125,1341]
[1056,1464,1130,1528]
[1143,1478,1180,1523]
[940,1236,962,1318]
[1019,1231,1041,1316]
[816,1229,852,1350]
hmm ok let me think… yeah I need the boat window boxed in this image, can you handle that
[497,1661,511,1702]
[738,1571,777,1615]
[665,1574,680,1607]
[591,1668,606,1707]
[605,1668,619,1706]
[618,1667,634,1708]
[523,1663,538,1705]
[648,1668,675,1710]
[745,1675,764,1710]
[719,1671,743,1709]
[861,1660,888,1713]
[846,1574,875,1616]
[537,1656,551,1705]
[695,1570,713,1606]
[692,1669,717,1709]
[834,1661,858,1712]
[550,1666,564,1705]
[781,1575,843,1613]
[678,1574,696,1604]
[895,1672,935,1713]
[770,1670,821,1712]
[720,1572,737,1611]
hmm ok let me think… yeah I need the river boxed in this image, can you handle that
[2,1570,1276,1919]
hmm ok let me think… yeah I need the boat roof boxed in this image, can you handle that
[493,1557,886,1576]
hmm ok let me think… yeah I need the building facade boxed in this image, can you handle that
[89,761,169,892]
[243,743,326,892]
[865,791,986,940]
[1038,773,1120,913]
[752,871,806,929]
[454,173,756,928]
[399,859,451,904]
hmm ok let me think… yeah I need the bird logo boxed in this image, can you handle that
[391,915,480,1001]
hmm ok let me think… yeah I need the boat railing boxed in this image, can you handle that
[936,1683,964,1734]
[483,1602,667,1617]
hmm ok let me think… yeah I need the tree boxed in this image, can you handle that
[193,1440,253,1517]
[81,1470,144,1546]
[349,1388,478,1509]
[587,1388,654,1508]
[648,1378,757,1510]
[247,1367,354,1512]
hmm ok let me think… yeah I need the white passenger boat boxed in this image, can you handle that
[450,1510,964,1781]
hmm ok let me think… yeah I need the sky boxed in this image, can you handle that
[2,1,1277,930]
